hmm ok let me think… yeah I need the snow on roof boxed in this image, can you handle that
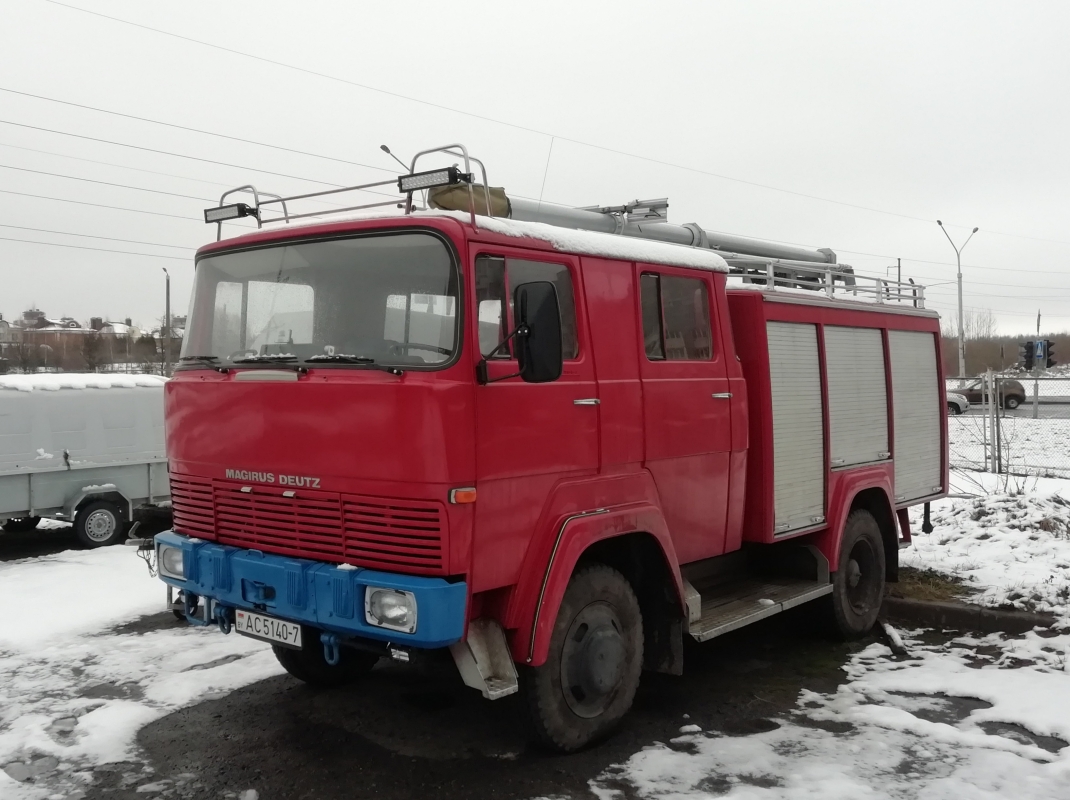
[0,373,167,392]
[212,208,730,272]
[427,211,730,272]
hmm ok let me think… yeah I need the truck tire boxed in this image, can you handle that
[828,509,886,639]
[74,501,125,548]
[272,634,379,687]
[2,516,41,533]
[522,564,643,752]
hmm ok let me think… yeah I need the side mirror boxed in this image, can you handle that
[514,281,563,383]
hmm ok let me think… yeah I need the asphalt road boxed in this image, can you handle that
[75,607,883,800]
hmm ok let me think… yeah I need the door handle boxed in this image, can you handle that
[574,398,600,406]
[711,392,733,399]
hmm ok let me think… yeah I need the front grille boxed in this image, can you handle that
[169,473,447,574]
[170,475,215,538]
[344,496,445,573]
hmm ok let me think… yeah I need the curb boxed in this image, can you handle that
[881,596,1056,635]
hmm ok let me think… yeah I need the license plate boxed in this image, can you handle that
[234,610,303,649]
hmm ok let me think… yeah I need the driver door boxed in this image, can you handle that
[469,249,600,593]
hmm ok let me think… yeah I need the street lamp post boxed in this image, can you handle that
[937,221,979,378]
[162,268,171,376]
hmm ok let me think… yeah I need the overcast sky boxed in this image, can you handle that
[1,0,1068,333]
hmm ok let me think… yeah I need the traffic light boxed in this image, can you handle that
[1046,339,1057,368]
[1019,340,1035,370]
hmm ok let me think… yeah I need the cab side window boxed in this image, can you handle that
[475,255,580,359]
[640,272,713,360]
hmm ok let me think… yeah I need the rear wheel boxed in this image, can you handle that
[1005,396,1021,410]
[74,501,124,547]
[828,509,886,639]
[2,516,41,533]
[272,633,379,687]
[522,564,643,752]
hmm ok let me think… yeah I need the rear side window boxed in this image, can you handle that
[640,273,713,361]
[475,255,579,359]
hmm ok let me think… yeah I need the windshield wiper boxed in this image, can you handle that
[306,353,403,376]
[305,354,374,363]
[179,355,228,373]
[233,355,299,364]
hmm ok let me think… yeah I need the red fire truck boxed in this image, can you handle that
[155,144,945,751]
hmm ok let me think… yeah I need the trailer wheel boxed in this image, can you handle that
[74,501,124,548]
[2,516,41,533]
[522,564,643,752]
[272,634,379,687]
[828,509,886,638]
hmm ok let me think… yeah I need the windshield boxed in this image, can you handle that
[181,232,459,368]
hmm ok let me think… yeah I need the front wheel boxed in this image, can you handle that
[272,633,379,687]
[827,509,886,639]
[74,501,125,547]
[522,564,643,752]
[946,402,961,416]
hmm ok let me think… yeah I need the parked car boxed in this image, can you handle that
[946,392,969,415]
[950,378,1027,410]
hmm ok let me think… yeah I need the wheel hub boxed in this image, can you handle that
[560,601,626,719]
[85,509,117,542]
[845,540,879,614]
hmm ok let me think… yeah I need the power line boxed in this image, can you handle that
[0,162,213,202]
[0,187,200,220]
[0,85,397,175]
[0,234,189,260]
[0,223,192,250]
[41,0,1070,247]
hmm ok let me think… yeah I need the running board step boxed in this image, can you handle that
[688,578,833,642]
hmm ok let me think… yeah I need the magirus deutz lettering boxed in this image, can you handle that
[224,469,320,488]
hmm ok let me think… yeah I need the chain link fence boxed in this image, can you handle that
[947,375,1070,477]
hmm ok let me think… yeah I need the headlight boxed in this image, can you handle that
[159,545,185,579]
[364,588,417,633]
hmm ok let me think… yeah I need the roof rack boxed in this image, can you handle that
[724,256,925,307]
[201,142,926,310]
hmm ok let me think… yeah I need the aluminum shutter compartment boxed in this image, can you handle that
[824,327,889,468]
[766,322,825,534]
[888,330,942,503]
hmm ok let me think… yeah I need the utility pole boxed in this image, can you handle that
[162,268,171,376]
[937,221,979,378]
[897,257,901,286]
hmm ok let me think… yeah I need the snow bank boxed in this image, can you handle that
[905,477,1070,622]
[593,630,1070,798]
[0,374,166,393]
[0,545,281,798]
[0,547,165,651]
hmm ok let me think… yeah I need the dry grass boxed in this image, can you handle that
[888,567,975,603]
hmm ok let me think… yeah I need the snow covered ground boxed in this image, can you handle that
[905,471,1070,623]
[585,471,1070,799]
[0,543,281,799]
[949,415,1070,477]
[590,630,1070,799]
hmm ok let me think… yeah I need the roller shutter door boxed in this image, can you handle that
[825,326,889,467]
[888,330,942,503]
[767,322,825,534]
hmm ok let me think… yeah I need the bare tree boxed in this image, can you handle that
[81,332,105,372]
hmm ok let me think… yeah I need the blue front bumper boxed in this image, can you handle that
[155,531,467,648]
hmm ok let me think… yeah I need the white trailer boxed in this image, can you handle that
[0,373,170,547]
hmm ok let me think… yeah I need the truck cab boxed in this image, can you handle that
[157,149,946,751]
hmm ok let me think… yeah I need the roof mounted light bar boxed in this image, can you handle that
[204,203,257,224]
[398,166,471,194]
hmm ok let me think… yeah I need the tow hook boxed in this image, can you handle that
[214,605,233,634]
[320,633,341,666]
